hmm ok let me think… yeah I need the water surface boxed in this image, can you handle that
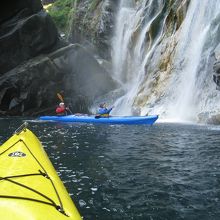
[1,118,220,219]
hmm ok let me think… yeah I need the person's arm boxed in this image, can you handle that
[106,107,113,114]
[107,106,115,114]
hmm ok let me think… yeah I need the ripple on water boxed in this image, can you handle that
[1,119,220,219]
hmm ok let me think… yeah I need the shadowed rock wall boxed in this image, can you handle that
[67,0,118,59]
[0,0,118,116]
[0,0,62,75]
[0,44,117,116]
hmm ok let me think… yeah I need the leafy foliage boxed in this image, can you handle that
[47,0,75,32]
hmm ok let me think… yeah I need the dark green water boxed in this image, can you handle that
[1,117,220,220]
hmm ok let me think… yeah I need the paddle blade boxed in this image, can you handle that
[57,93,64,102]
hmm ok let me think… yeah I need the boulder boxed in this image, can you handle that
[0,0,117,116]
[0,44,117,116]
[0,0,42,24]
[0,0,62,75]
[67,44,116,99]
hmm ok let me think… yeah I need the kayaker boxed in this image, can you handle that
[96,103,114,118]
[56,102,69,116]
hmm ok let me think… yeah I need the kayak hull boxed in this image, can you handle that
[39,115,159,125]
[0,126,81,220]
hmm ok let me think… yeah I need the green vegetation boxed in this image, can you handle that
[46,0,75,32]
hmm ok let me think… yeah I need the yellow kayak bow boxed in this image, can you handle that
[0,123,81,220]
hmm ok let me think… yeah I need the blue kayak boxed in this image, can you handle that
[39,115,159,125]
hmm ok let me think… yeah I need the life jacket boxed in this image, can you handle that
[56,106,65,114]
[99,113,110,117]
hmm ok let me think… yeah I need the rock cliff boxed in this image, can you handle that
[0,0,116,116]
[67,0,118,59]
[0,0,62,75]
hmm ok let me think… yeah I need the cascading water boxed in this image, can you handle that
[111,0,220,123]
[111,0,166,116]
[159,0,220,122]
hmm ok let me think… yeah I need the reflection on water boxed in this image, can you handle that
[1,118,220,219]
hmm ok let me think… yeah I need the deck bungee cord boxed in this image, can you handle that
[0,137,67,215]
[0,123,81,219]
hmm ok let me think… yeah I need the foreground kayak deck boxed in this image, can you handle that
[39,115,159,125]
[0,123,81,220]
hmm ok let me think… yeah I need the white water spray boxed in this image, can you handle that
[111,0,165,115]
[111,0,220,122]
[160,0,220,122]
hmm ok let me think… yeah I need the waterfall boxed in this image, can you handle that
[160,0,220,122]
[111,0,220,122]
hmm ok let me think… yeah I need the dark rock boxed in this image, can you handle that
[0,0,117,116]
[0,0,62,75]
[41,0,56,5]
[0,55,62,116]
[67,44,117,100]
[67,0,118,59]
[0,0,42,24]
[212,42,220,89]
[213,61,220,73]
[0,44,117,116]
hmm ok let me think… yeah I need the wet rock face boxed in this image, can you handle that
[0,0,42,24]
[213,44,220,90]
[0,0,60,75]
[0,0,64,116]
[0,56,61,116]
[213,61,220,90]
[0,0,117,116]
[0,44,117,116]
[68,0,119,59]
[67,44,117,100]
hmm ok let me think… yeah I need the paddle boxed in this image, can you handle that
[57,93,73,114]
[57,93,64,103]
